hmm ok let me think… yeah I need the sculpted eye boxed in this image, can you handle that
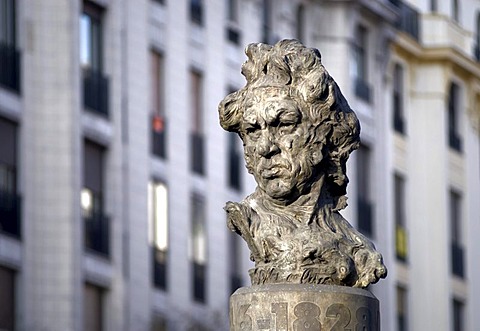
[245,124,261,139]
[277,122,296,135]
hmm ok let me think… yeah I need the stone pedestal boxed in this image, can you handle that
[230,284,379,331]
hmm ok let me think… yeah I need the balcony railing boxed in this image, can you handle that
[190,132,205,175]
[152,247,167,289]
[394,1,420,41]
[0,42,21,93]
[357,198,374,237]
[83,69,109,117]
[355,78,371,103]
[228,151,241,190]
[151,115,167,159]
[449,131,462,152]
[0,190,21,238]
[192,262,206,303]
[190,1,203,25]
[451,242,464,278]
[84,212,110,257]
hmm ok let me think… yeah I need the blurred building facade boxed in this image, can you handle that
[0,0,479,330]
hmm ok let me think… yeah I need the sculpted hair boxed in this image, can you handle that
[218,39,360,210]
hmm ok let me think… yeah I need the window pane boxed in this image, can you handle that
[190,71,203,133]
[149,181,169,251]
[396,286,408,331]
[80,14,91,68]
[190,195,207,264]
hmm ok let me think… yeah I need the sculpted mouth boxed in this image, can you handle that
[261,166,285,179]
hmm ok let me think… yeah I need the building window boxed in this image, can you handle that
[450,190,464,278]
[430,0,437,12]
[452,0,460,23]
[447,83,462,152]
[452,299,464,331]
[394,174,407,262]
[84,283,104,331]
[229,232,243,294]
[225,0,241,44]
[356,145,374,237]
[190,194,207,303]
[151,314,168,331]
[261,0,272,44]
[0,117,20,238]
[149,181,169,290]
[150,50,167,159]
[83,140,110,257]
[81,2,109,116]
[190,70,205,176]
[353,25,371,102]
[396,286,408,331]
[0,266,15,331]
[393,64,405,134]
[190,0,203,25]
[228,133,242,191]
[0,0,20,92]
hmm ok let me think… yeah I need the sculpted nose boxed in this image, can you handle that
[257,134,279,157]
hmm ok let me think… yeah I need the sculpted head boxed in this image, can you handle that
[219,40,360,208]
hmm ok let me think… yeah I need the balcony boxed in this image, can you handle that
[422,14,471,54]
[449,131,462,153]
[0,42,21,93]
[190,132,205,176]
[192,262,206,303]
[151,115,167,159]
[152,247,167,289]
[228,150,241,190]
[451,242,464,278]
[357,198,374,237]
[393,1,420,41]
[0,190,21,238]
[355,78,371,103]
[84,212,110,257]
[83,69,109,117]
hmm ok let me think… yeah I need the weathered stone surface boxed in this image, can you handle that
[218,39,386,288]
[230,284,379,331]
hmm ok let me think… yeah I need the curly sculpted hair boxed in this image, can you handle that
[218,39,360,210]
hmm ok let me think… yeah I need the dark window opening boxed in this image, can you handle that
[357,146,374,237]
[394,174,407,262]
[191,194,207,303]
[0,0,20,92]
[393,64,406,134]
[0,117,20,238]
[190,0,203,25]
[450,190,464,278]
[448,83,462,152]
[83,140,110,257]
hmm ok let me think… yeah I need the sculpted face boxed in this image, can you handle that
[242,91,322,203]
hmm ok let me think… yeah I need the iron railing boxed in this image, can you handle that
[0,42,21,93]
[451,242,464,278]
[0,190,21,238]
[394,0,420,41]
[228,150,241,190]
[192,262,206,303]
[357,198,374,237]
[83,69,109,117]
[152,247,167,289]
[449,131,462,152]
[84,212,110,257]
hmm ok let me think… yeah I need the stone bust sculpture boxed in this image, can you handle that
[218,40,386,288]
